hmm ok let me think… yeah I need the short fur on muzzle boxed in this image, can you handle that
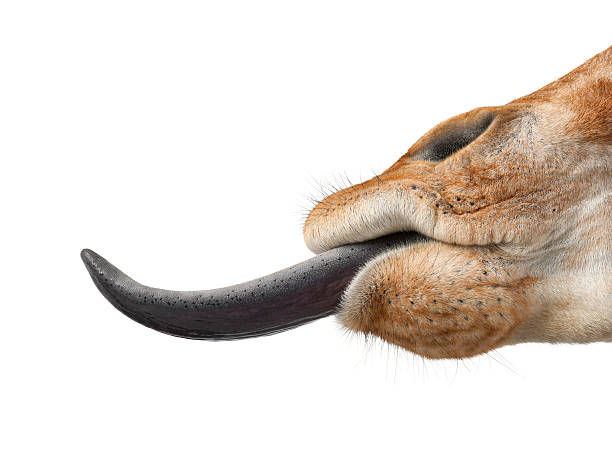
[82,46,611,359]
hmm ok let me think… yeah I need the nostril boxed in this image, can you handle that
[415,110,496,162]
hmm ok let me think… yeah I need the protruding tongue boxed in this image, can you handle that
[81,232,422,339]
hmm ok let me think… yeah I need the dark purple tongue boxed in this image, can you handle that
[81,231,423,340]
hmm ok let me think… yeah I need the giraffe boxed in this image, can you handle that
[82,45,611,359]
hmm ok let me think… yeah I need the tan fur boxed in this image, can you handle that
[304,46,612,359]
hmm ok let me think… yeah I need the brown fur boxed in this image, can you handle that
[304,46,612,359]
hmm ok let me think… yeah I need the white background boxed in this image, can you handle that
[2,1,611,456]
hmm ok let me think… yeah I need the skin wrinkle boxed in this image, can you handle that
[304,46,612,359]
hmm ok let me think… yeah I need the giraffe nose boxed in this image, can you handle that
[410,108,497,162]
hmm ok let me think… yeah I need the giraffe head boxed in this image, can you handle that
[82,46,611,359]
[304,45,611,358]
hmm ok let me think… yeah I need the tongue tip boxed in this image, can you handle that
[80,248,95,267]
[80,248,113,279]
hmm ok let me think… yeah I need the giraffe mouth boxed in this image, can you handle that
[80,108,497,340]
[81,232,424,340]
